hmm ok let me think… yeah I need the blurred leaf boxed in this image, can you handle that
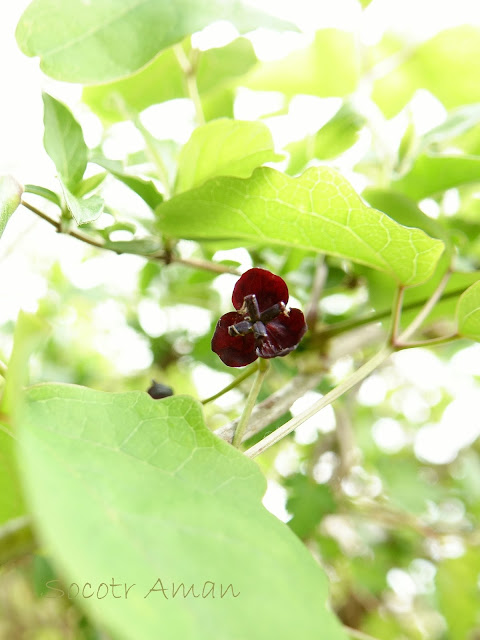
[42,93,87,188]
[437,550,480,640]
[392,153,480,200]
[457,280,480,340]
[377,457,444,514]
[91,155,163,208]
[157,166,444,286]
[18,386,348,640]
[246,29,359,97]
[285,474,335,539]
[17,0,293,84]
[359,0,374,6]
[0,311,49,417]
[61,182,104,226]
[286,104,365,174]
[83,38,257,123]
[373,26,480,117]
[175,119,283,193]
[0,312,49,526]
[0,175,23,239]
[421,104,480,150]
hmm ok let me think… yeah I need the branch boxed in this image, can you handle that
[312,286,469,343]
[244,346,393,458]
[214,371,324,444]
[21,200,239,276]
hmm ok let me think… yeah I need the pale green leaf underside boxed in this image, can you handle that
[16,0,294,84]
[0,175,23,239]
[457,280,480,340]
[61,182,104,225]
[18,385,347,640]
[157,166,444,286]
[175,119,283,193]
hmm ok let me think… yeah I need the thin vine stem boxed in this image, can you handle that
[244,346,393,458]
[395,333,459,349]
[21,200,239,276]
[201,363,258,404]
[312,286,469,342]
[232,359,269,448]
[174,45,205,125]
[397,269,451,343]
[388,285,405,343]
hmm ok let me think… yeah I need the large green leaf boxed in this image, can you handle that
[392,154,480,200]
[372,27,480,117]
[457,280,480,341]
[16,0,292,84]
[175,119,283,193]
[83,38,257,123]
[18,385,347,640]
[0,175,23,240]
[245,29,359,97]
[156,166,444,286]
[42,93,87,188]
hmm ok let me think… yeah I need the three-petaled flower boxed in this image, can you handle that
[211,268,307,367]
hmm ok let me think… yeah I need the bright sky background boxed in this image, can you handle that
[2,0,480,495]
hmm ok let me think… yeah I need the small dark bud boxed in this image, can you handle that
[147,380,173,399]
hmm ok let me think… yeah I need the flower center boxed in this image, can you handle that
[228,294,286,340]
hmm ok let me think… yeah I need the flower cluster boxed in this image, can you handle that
[211,268,307,367]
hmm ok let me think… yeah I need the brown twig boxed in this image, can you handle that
[21,200,240,276]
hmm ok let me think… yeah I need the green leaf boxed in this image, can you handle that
[457,280,480,341]
[83,38,257,123]
[373,26,480,117]
[362,188,450,249]
[286,104,365,174]
[245,29,359,98]
[0,175,23,239]
[18,385,348,640]
[17,0,292,84]
[42,93,87,188]
[156,166,444,286]
[175,119,282,193]
[285,474,335,540]
[392,153,480,200]
[421,104,480,150]
[73,172,107,198]
[61,182,104,226]
[91,156,163,208]
[437,550,480,640]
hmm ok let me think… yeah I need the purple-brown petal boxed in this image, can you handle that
[211,312,258,367]
[232,268,289,313]
[256,308,307,359]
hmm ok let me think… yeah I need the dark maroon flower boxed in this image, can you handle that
[211,268,307,367]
